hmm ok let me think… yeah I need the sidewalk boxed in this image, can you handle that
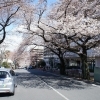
[40,68,98,84]
[37,68,100,87]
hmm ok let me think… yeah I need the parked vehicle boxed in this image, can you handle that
[18,66,24,69]
[28,66,33,69]
[0,67,17,95]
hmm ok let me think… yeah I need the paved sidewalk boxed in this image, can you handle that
[37,67,100,85]
[37,68,100,85]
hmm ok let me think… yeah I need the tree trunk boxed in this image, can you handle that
[79,48,90,79]
[59,56,66,75]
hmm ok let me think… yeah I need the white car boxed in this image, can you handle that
[0,68,17,95]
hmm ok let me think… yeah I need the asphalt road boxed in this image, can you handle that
[0,69,100,100]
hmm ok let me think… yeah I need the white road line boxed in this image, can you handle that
[92,84,100,88]
[35,75,70,100]
[48,85,70,100]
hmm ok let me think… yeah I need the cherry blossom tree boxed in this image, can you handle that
[46,0,100,79]
[0,0,22,44]
[18,0,100,79]
[0,0,36,44]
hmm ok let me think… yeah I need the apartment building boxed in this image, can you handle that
[30,48,44,66]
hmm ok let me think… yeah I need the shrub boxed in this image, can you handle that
[2,62,10,68]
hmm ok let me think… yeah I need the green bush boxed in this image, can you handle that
[2,62,10,68]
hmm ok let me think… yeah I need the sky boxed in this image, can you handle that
[2,0,58,52]
[47,0,57,5]
[34,0,57,5]
[2,23,24,51]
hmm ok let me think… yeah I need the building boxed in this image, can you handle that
[30,48,44,67]
[44,47,95,71]
[18,51,31,67]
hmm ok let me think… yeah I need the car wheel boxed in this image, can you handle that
[15,84,17,88]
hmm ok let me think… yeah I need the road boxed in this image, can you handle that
[0,69,100,100]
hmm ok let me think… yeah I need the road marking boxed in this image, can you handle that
[47,71,100,90]
[92,84,100,88]
[35,75,70,100]
[48,85,70,100]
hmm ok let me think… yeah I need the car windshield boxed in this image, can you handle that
[0,71,9,78]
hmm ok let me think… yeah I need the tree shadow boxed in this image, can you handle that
[39,75,92,90]
[16,69,93,90]
[16,72,50,89]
